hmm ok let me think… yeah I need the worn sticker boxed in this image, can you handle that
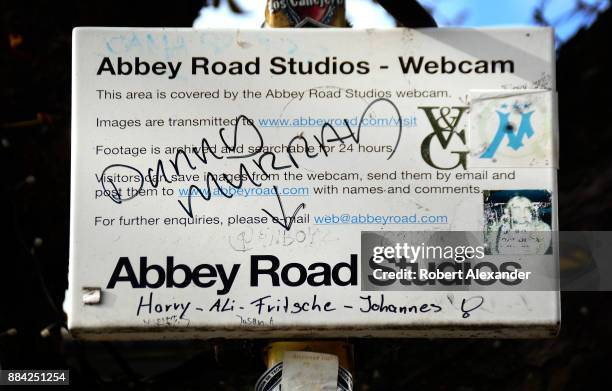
[281,351,339,391]
[469,89,555,168]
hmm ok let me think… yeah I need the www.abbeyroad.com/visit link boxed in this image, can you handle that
[313,213,448,225]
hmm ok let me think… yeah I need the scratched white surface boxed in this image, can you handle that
[68,27,559,339]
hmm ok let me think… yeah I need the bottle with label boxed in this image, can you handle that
[264,0,347,27]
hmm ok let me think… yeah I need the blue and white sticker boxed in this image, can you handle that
[469,89,556,168]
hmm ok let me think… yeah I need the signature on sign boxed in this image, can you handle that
[100,98,403,231]
[228,225,336,252]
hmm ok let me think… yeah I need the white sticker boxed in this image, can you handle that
[469,89,555,168]
[281,351,339,391]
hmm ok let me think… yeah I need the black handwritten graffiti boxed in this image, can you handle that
[461,296,484,318]
[100,164,144,204]
[261,185,306,232]
[98,98,404,231]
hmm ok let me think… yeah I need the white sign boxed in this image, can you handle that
[68,27,559,339]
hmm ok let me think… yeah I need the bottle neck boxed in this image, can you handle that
[264,0,347,28]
